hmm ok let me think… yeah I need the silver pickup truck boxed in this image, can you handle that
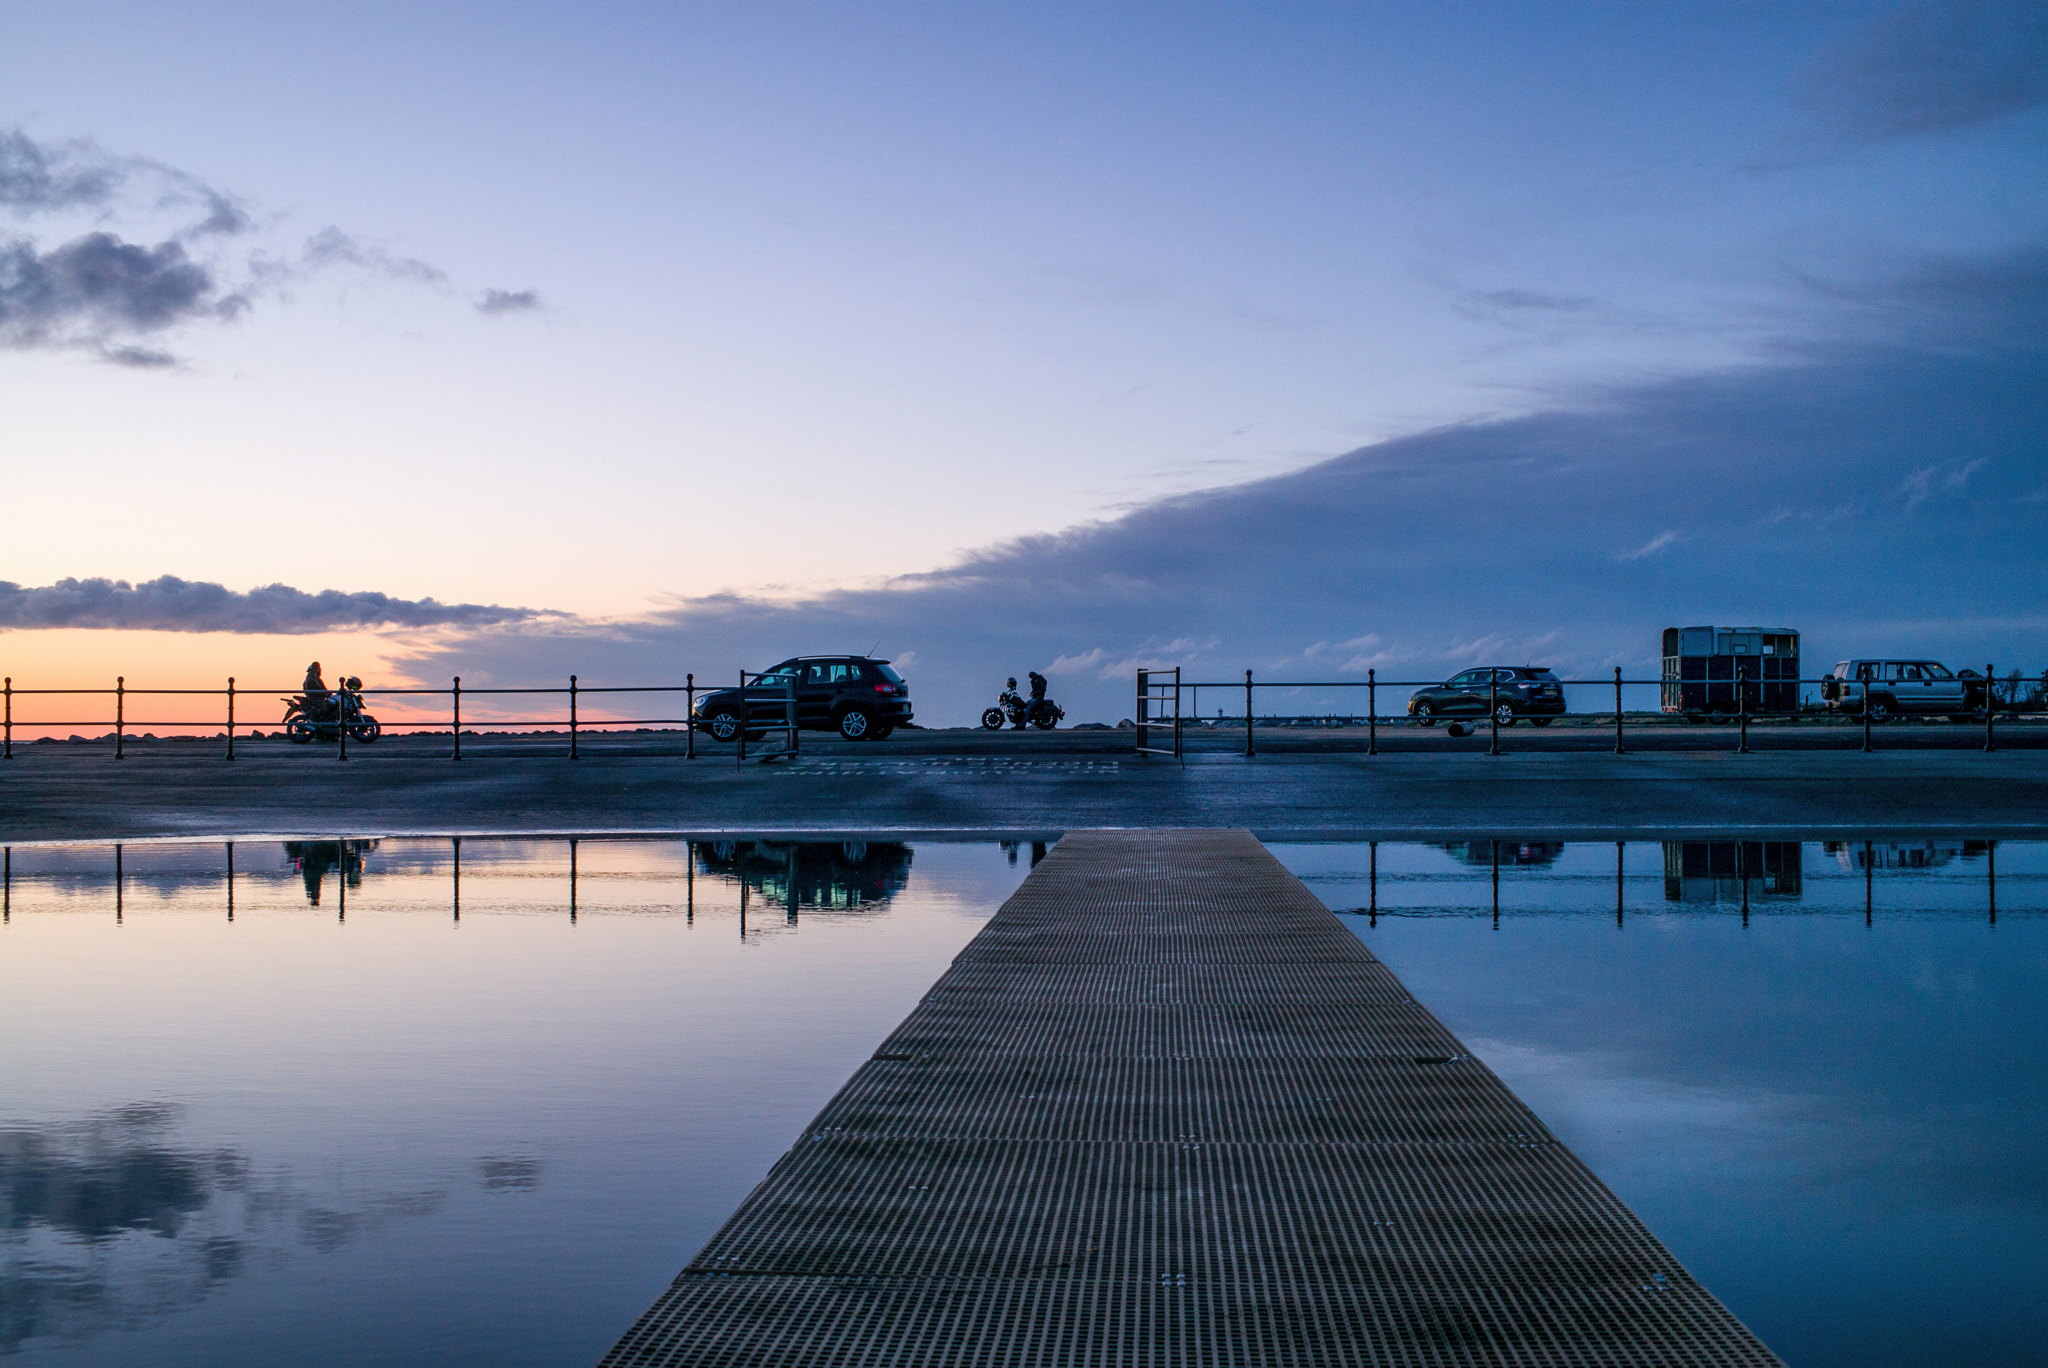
[1820,659,1985,722]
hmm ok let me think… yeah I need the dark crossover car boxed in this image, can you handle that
[694,656,912,742]
[1408,667,1565,726]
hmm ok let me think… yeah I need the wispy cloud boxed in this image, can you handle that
[1615,530,1681,562]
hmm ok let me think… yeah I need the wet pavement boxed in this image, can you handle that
[2,729,2043,842]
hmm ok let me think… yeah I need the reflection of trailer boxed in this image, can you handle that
[1662,841,1802,903]
[1660,626,1800,717]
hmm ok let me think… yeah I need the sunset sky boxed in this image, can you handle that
[4,2,2044,723]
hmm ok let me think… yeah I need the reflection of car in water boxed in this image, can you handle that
[695,840,913,910]
[283,840,378,905]
[1823,840,1979,873]
[1662,842,1802,903]
[1440,840,1565,868]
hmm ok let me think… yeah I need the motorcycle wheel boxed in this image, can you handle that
[1032,709,1060,730]
[287,720,315,745]
[352,717,381,743]
[981,708,1006,730]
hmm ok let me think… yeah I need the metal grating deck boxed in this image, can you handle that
[598,829,1782,1367]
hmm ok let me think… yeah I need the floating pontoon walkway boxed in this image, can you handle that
[599,830,1781,1367]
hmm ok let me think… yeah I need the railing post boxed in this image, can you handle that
[1862,671,1873,753]
[787,676,799,757]
[1737,665,1749,754]
[1487,674,1500,756]
[1136,669,1148,753]
[1613,667,1625,754]
[686,673,696,760]
[452,676,462,761]
[225,677,236,761]
[115,677,125,759]
[569,675,579,759]
[1244,669,1255,758]
[737,669,747,769]
[3,676,11,760]
[1367,669,1378,756]
[1985,661,1996,752]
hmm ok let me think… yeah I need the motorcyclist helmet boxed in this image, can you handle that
[1006,677,1017,688]
[344,676,362,690]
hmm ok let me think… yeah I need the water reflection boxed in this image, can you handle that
[1442,840,1564,868]
[1661,841,1803,903]
[0,1102,469,1351]
[694,840,913,911]
[281,840,378,906]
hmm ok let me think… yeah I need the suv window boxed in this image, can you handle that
[875,663,904,684]
[827,663,861,684]
[1887,663,1917,681]
[1923,662,1953,680]
[1448,670,1482,686]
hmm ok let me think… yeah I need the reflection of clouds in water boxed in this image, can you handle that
[1465,1037,1808,1164]
[0,1103,537,1351]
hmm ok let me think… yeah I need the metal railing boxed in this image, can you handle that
[1135,667,1183,762]
[733,671,800,769]
[0,673,715,762]
[1162,664,2046,757]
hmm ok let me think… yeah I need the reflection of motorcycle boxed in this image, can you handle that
[282,677,381,744]
[981,682,1065,730]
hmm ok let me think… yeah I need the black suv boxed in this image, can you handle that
[1408,667,1565,726]
[695,656,912,742]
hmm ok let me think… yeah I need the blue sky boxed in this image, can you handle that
[2,2,2044,722]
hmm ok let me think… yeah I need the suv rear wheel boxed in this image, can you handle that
[837,705,876,741]
[1866,697,1892,723]
[1492,702,1517,726]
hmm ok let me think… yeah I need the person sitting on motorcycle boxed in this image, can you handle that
[1001,677,1026,728]
[301,661,333,722]
[1025,671,1049,726]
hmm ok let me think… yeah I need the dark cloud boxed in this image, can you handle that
[476,287,541,315]
[0,129,536,365]
[398,242,2048,726]
[0,231,233,358]
[0,576,546,634]
[1799,0,2048,145]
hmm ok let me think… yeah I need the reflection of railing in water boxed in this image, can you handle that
[1317,838,2012,929]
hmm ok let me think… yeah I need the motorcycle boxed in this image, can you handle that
[282,676,382,744]
[981,685,1065,730]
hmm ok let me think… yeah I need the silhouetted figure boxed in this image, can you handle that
[1028,671,1047,704]
[303,662,326,693]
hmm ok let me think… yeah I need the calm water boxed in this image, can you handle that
[0,836,2041,1367]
